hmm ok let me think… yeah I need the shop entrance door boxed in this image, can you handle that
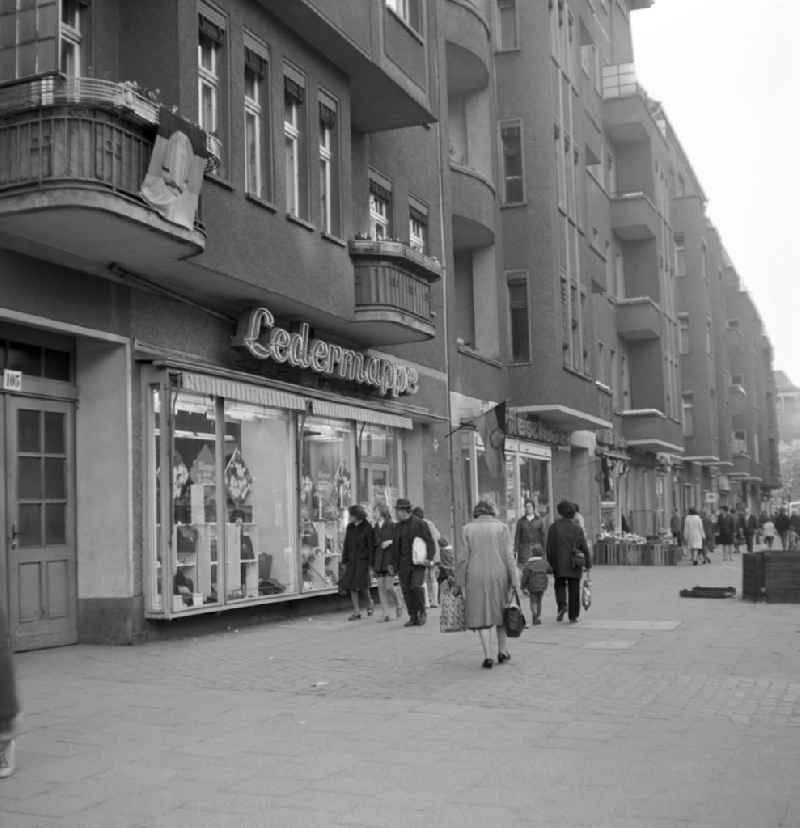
[3,397,77,651]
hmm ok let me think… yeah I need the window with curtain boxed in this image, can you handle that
[507,273,530,362]
[500,120,524,204]
[284,67,306,218]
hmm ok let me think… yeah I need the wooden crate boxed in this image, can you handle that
[742,552,765,602]
[764,551,800,603]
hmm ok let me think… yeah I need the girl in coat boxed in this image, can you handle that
[458,501,519,669]
[684,507,707,565]
[341,504,376,620]
[372,503,401,621]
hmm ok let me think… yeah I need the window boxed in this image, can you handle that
[500,120,524,204]
[706,317,712,355]
[385,0,422,32]
[596,342,605,385]
[284,66,307,218]
[700,243,708,281]
[198,16,224,136]
[679,315,689,355]
[727,318,740,330]
[319,93,339,234]
[682,393,694,437]
[369,174,392,240]
[61,0,82,77]
[507,272,530,362]
[609,349,618,407]
[621,354,631,407]
[674,233,687,277]
[732,374,744,387]
[615,251,625,299]
[497,0,519,51]
[409,198,428,253]
[733,429,747,454]
[244,43,269,200]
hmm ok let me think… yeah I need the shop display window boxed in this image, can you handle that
[357,425,401,512]
[168,392,221,612]
[519,455,550,524]
[300,417,354,593]
[223,402,297,601]
[477,438,505,520]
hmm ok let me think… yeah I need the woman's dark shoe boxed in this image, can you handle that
[403,619,416,628]
[557,609,566,622]
[347,612,362,621]
[533,618,542,626]
[569,618,579,624]
[482,658,493,669]
[693,560,698,566]
[497,651,511,664]
[367,607,374,616]
[380,615,391,622]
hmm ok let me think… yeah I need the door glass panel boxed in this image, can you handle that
[18,409,41,452]
[18,457,42,499]
[43,349,71,381]
[45,412,65,453]
[45,457,66,499]
[18,503,42,547]
[45,503,66,545]
[8,341,42,375]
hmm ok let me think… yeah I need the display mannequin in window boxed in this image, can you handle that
[341,505,376,620]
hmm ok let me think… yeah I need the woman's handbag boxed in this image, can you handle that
[411,536,428,566]
[581,575,592,611]
[503,588,526,638]
[439,581,466,633]
[571,545,586,569]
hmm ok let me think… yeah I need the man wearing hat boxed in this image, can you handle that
[393,498,436,627]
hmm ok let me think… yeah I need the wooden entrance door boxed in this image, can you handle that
[4,397,77,651]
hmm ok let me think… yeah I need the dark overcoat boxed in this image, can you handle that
[373,519,395,575]
[340,520,375,591]
[546,517,591,579]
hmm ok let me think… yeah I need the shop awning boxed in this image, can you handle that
[181,372,307,410]
[311,400,412,430]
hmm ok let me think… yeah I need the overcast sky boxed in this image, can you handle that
[631,0,798,384]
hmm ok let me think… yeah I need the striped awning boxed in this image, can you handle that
[311,400,412,430]
[181,372,306,410]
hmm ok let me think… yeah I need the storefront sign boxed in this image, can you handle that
[2,369,22,391]
[505,413,568,446]
[232,307,418,397]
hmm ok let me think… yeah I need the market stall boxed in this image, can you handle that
[593,532,682,566]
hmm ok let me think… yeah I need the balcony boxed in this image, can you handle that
[616,296,662,341]
[450,162,496,251]
[731,453,755,479]
[445,0,491,95]
[621,409,683,454]
[349,239,439,344]
[602,64,652,145]
[611,192,659,240]
[0,76,211,273]
[263,1,433,131]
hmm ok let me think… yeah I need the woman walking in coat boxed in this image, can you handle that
[0,605,19,778]
[684,507,706,565]
[341,504,376,620]
[514,499,545,567]
[373,503,401,621]
[458,501,519,669]
[546,500,591,623]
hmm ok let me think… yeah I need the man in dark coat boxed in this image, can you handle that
[776,509,791,550]
[744,509,758,553]
[546,500,591,623]
[393,498,436,627]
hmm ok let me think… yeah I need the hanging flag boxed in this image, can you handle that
[140,107,208,230]
[476,402,506,477]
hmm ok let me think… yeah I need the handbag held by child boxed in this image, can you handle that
[503,588,526,638]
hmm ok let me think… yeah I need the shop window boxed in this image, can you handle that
[358,425,402,512]
[319,92,339,235]
[300,417,355,593]
[284,64,307,218]
[477,434,504,519]
[223,402,296,601]
[161,391,222,613]
[244,39,270,201]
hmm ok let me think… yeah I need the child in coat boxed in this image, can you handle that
[520,543,552,625]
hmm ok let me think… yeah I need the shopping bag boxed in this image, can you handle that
[503,589,526,638]
[412,536,428,566]
[439,581,466,633]
[581,575,592,611]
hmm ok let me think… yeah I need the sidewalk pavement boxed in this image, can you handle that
[2,551,800,828]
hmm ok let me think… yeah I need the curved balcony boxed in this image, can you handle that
[0,76,211,273]
[449,162,495,251]
[621,409,683,454]
[445,0,491,95]
[349,240,437,345]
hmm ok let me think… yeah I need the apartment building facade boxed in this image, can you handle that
[0,0,781,651]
